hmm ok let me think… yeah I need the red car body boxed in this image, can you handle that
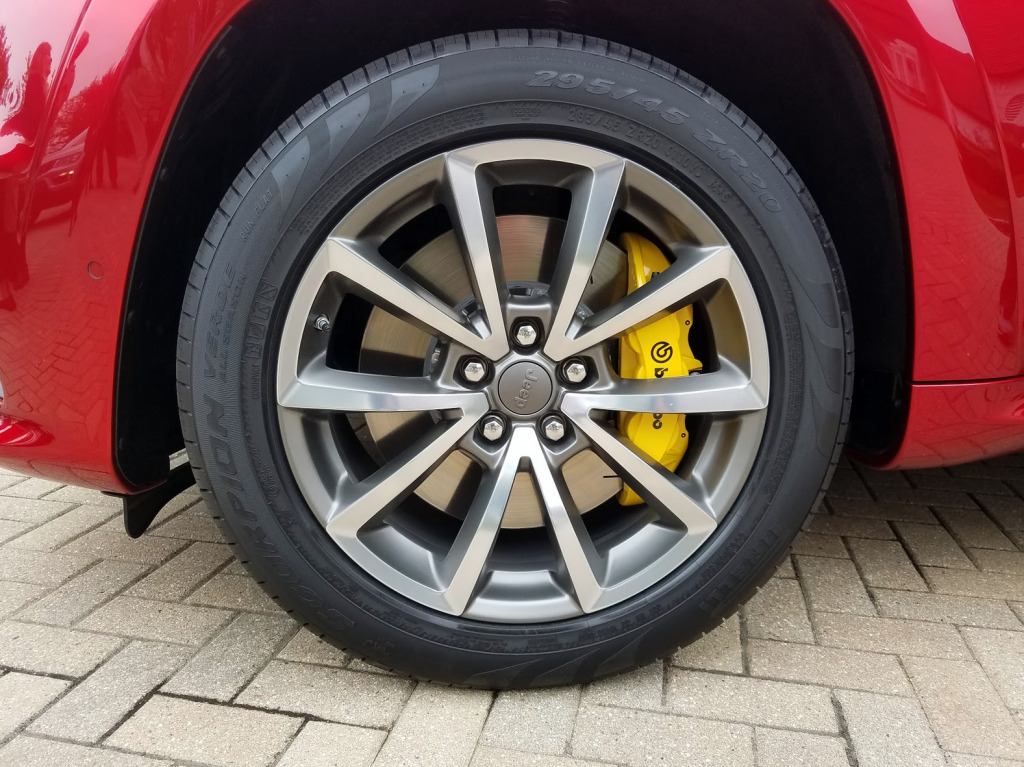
[1,0,1023,492]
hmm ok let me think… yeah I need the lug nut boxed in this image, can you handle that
[481,414,506,442]
[513,321,539,348]
[562,359,587,384]
[542,414,567,442]
[313,314,331,332]
[461,359,487,383]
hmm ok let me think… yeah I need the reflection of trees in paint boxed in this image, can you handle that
[0,26,13,108]
[48,67,116,151]
[0,38,55,311]
[1,41,51,139]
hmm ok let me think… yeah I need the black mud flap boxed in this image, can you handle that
[117,462,197,538]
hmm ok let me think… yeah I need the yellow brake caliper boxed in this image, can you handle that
[617,233,703,505]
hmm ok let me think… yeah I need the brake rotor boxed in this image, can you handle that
[360,214,626,528]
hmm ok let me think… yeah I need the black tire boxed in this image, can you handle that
[177,30,852,688]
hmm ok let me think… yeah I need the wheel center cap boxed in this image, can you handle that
[497,361,553,416]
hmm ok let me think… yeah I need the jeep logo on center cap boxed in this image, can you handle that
[497,362,553,416]
[514,368,539,409]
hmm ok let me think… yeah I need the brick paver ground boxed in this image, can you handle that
[2,455,1024,766]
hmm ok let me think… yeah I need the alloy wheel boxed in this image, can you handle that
[275,139,770,623]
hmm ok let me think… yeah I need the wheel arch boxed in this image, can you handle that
[116,0,910,486]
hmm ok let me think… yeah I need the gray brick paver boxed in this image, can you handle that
[821,468,872,500]
[571,703,754,767]
[907,472,1013,495]
[161,612,296,701]
[893,522,975,570]
[582,659,664,710]
[0,518,34,544]
[775,556,796,579]
[15,559,150,626]
[0,672,69,739]
[790,532,849,558]
[944,755,1024,767]
[482,686,581,755]
[60,529,187,565]
[1,453,1023,767]
[276,721,385,767]
[827,498,937,524]
[754,727,850,767]
[0,545,96,585]
[0,620,123,676]
[1,477,65,499]
[105,695,301,767]
[471,749,609,767]
[40,485,121,508]
[747,638,914,695]
[875,487,979,509]
[922,569,1024,602]
[6,504,117,552]
[665,668,839,733]
[969,548,1024,575]
[186,572,282,613]
[0,736,172,767]
[126,541,232,601]
[0,496,74,523]
[28,640,193,743]
[960,627,1024,711]
[276,627,350,667]
[0,474,27,491]
[847,537,928,591]
[0,579,49,618]
[148,510,224,542]
[671,613,743,673]
[873,588,1023,629]
[76,595,232,645]
[236,659,412,727]
[803,515,895,540]
[373,684,491,767]
[743,578,815,642]
[975,494,1024,532]
[903,656,1024,760]
[933,508,1017,551]
[795,556,875,616]
[811,612,971,660]
[836,689,944,767]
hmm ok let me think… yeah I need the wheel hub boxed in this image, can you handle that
[360,216,623,527]
[496,360,554,416]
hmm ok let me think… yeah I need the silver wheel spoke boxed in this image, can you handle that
[279,364,488,414]
[326,417,478,539]
[544,157,626,361]
[435,433,522,614]
[556,245,737,357]
[444,153,510,357]
[522,429,606,612]
[562,361,767,417]
[324,237,505,359]
[570,415,718,532]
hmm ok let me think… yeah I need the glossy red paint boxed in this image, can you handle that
[880,378,1024,469]
[955,0,1024,365]
[832,0,1021,381]
[0,0,1022,489]
[0,0,246,489]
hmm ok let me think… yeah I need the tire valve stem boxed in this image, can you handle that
[313,314,331,332]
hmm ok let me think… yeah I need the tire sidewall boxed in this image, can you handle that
[187,39,846,685]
